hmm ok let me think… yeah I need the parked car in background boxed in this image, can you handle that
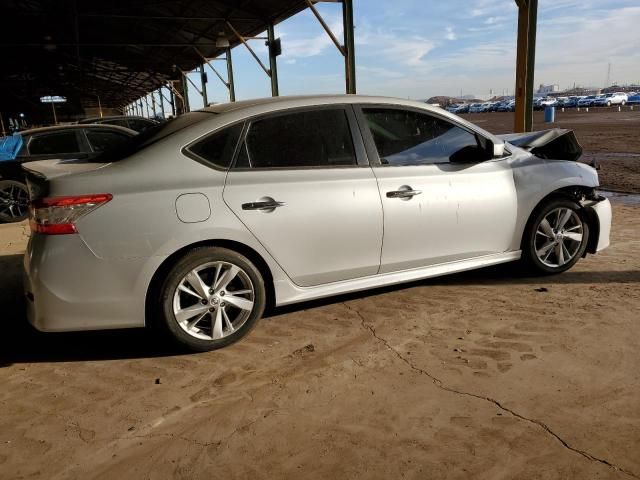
[449,104,469,114]
[468,103,485,113]
[22,95,611,352]
[563,97,580,108]
[540,98,558,108]
[78,115,159,133]
[627,93,640,105]
[577,96,597,107]
[0,124,136,222]
[594,92,628,107]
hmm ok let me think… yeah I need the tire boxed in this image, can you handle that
[158,247,266,351]
[621,101,626,106]
[522,198,590,275]
[0,180,29,223]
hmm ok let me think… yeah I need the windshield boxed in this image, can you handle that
[91,111,214,162]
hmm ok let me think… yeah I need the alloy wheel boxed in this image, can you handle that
[534,207,584,268]
[172,261,255,341]
[0,182,29,221]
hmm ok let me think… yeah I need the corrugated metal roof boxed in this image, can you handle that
[1,0,308,118]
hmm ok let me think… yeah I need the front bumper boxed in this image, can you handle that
[591,198,612,252]
[23,233,164,332]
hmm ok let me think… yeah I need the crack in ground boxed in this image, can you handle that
[343,302,639,479]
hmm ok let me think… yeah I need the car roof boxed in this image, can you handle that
[201,94,451,116]
[19,124,137,136]
[79,115,157,123]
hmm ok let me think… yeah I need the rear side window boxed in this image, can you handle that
[28,131,81,155]
[362,108,480,165]
[235,109,357,169]
[188,123,244,169]
[86,130,132,153]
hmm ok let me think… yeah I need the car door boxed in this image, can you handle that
[222,106,383,287]
[356,105,518,274]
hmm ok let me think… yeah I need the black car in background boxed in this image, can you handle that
[78,115,159,133]
[0,124,136,223]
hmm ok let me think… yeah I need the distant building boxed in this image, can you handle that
[537,84,560,94]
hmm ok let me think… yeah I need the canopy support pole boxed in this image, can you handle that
[267,24,279,97]
[514,0,538,132]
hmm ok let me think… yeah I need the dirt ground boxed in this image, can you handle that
[0,197,639,479]
[462,107,640,193]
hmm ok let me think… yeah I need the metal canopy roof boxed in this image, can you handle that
[1,0,309,117]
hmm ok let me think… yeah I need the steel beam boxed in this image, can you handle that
[343,0,356,94]
[200,65,209,107]
[226,48,236,102]
[305,0,345,55]
[159,89,165,118]
[151,91,157,118]
[226,21,271,77]
[267,24,280,97]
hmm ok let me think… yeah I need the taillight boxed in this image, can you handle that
[29,194,112,235]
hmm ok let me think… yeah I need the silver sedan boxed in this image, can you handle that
[23,95,612,351]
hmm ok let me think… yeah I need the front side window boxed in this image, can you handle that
[28,131,81,155]
[362,108,483,165]
[236,109,357,169]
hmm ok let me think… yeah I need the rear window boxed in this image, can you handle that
[28,131,81,155]
[86,129,132,152]
[92,112,213,162]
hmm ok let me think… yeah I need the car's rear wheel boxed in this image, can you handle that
[523,199,589,275]
[0,180,29,223]
[159,247,266,351]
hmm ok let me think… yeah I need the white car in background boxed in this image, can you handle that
[594,92,628,107]
[468,103,485,113]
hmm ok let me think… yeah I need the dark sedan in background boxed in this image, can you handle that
[0,124,136,222]
[78,115,159,132]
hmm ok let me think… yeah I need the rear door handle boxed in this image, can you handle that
[386,189,422,199]
[241,200,286,211]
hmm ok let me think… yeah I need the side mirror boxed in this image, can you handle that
[475,135,504,161]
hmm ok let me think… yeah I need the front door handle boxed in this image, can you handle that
[242,200,286,211]
[386,188,422,199]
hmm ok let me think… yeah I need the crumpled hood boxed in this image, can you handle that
[498,128,582,162]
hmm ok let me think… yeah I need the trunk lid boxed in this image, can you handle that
[22,159,109,200]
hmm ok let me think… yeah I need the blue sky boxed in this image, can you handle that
[147,0,640,111]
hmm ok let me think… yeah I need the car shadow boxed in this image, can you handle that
[1,252,638,366]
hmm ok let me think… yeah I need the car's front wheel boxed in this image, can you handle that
[523,199,590,274]
[159,247,266,351]
[0,180,29,223]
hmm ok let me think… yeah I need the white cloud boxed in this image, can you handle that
[382,36,436,67]
[445,26,456,41]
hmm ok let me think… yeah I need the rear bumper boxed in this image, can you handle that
[23,233,163,332]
